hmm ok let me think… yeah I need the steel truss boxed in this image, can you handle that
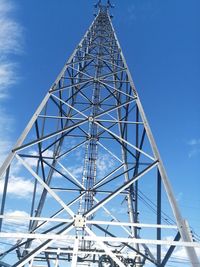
[0,1,199,267]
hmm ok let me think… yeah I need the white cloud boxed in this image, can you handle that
[157,236,200,264]
[0,0,23,53]
[0,108,13,165]
[110,207,127,215]
[20,149,54,168]
[66,153,116,182]
[69,166,83,178]
[188,138,200,158]
[176,192,183,202]
[0,0,23,164]
[0,139,12,165]
[5,210,29,225]
[0,0,12,13]
[0,0,23,96]
[0,16,22,55]
[189,149,200,158]
[172,247,200,264]
[97,153,115,178]
[0,62,18,96]
[0,175,34,198]
[1,210,29,246]
[188,138,200,146]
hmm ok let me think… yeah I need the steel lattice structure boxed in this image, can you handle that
[0,1,199,267]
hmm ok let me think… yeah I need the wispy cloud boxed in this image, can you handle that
[188,138,200,146]
[127,1,159,22]
[0,0,24,164]
[0,62,18,97]
[69,166,83,178]
[97,153,115,178]
[188,138,200,158]
[0,0,23,97]
[0,107,13,164]
[176,191,183,202]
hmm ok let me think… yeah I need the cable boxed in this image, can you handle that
[0,241,14,246]
[138,189,176,225]
[138,190,176,226]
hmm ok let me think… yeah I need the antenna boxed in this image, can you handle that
[107,0,114,8]
[94,0,102,8]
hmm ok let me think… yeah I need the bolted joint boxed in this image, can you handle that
[88,116,95,122]
[74,215,86,228]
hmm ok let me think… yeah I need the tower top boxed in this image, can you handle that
[94,0,114,13]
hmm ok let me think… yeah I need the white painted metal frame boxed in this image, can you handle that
[0,2,199,267]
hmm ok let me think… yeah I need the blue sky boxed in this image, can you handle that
[0,0,200,265]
